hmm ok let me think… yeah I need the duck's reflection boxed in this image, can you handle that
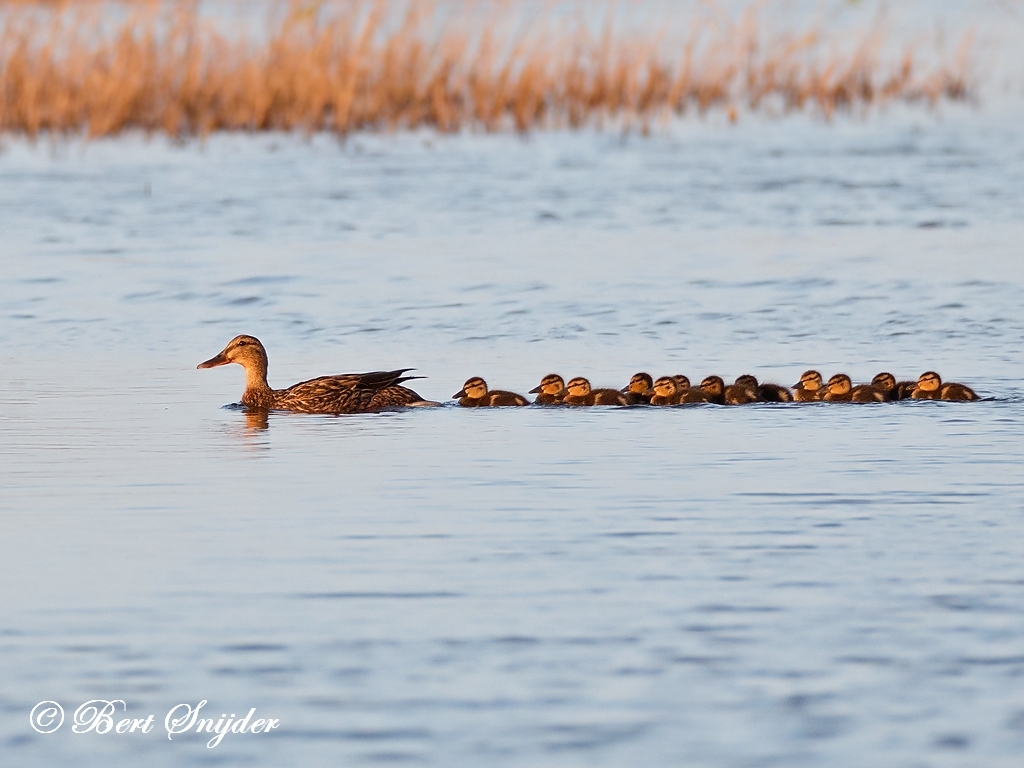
[244,409,269,431]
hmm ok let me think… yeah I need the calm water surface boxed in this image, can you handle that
[2,106,1024,766]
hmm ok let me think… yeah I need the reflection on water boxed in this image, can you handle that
[3,109,1024,767]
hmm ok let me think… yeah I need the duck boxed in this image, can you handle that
[672,374,710,403]
[821,373,885,403]
[560,377,628,406]
[871,372,917,401]
[197,334,437,414]
[529,373,566,405]
[698,375,727,405]
[792,370,825,402]
[911,371,978,401]
[644,376,681,405]
[734,374,793,402]
[621,372,654,405]
[453,377,529,407]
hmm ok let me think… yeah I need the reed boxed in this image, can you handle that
[0,0,974,138]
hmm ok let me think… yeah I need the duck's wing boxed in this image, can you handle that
[277,369,425,413]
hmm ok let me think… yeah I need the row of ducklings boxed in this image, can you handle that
[453,370,978,407]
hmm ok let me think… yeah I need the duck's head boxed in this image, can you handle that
[646,376,678,398]
[825,373,852,396]
[916,371,942,393]
[624,372,653,395]
[673,375,691,391]
[734,374,758,389]
[872,372,896,392]
[454,377,488,399]
[198,335,268,372]
[699,375,725,397]
[561,377,592,398]
[795,370,823,391]
[529,373,565,395]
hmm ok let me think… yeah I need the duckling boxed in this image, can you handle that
[197,334,436,414]
[941,381,979,401]
[910,371,942,400]
[453,377,529,407]
[621,372,654,405]
[822,374,885,403]
[734,374,793,403]
[871,372,916,401]
[560,377,628,406]
[910,372,978,401]
[725,378,762,405]
[644,376,681,405]
[529,373,566,405]
[699,375,726,405]
[792,370,825,402]
[672,374,710,403]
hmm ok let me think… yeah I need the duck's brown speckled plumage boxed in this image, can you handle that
[198,335,436,414]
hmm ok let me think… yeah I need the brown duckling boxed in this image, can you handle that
[621,372,654,405]
[911,371,978,401]
[197,334,436,414]
[560,377,628,406]
[673,374,710,403]
[734,374,793,403]
[792,370,825,402]
[454,377,529,407]
[871,372,917,401]
[645,376,681,406]
[699,375,727,405]
[822,374,885,403]
[529,373,566,405]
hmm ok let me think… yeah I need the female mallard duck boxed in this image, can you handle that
[197,334,436,414]
[822,373,885,403]
[454,377,529,407]
[911,371,978,401]
[622,372,654,405]
[529,373,566,405]
[645,376,681,405]
[734,374,793,402]
[792,370,825,402]
[871,372,917,401]
[560,377,628,406]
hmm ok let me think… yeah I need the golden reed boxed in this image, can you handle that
[0,0,974,138]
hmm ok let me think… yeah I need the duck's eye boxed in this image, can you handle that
[237,340,248,347]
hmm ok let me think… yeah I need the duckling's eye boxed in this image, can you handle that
[237,340,248,347]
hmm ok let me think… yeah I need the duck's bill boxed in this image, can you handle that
[528,385,543,394]
[197,352,230,369]
[452,390,467,399]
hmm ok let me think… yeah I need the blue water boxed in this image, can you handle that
[3,104,1024,767]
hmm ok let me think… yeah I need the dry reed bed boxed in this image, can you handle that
[0,1,974,137]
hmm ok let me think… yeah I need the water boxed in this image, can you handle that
[3,103,1024,767]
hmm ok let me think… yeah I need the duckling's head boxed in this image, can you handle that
[734,374,758,389]
[673,375,691,391]
[648,376,678,398]
[198,335,268,373]
[825,373,852,396]
[916,371,942,393]
[454,377,488,400]
[872,372,896,392]
[529,373,565,395]
[625,372,654,395]
[796,370,823,391]
[700,376,725,397]
[563,377,592,397]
